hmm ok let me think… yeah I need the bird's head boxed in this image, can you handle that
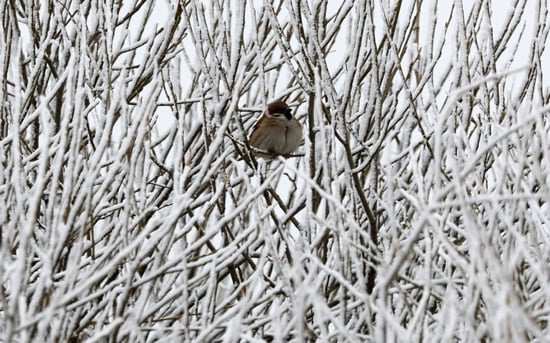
[267,101,292,120]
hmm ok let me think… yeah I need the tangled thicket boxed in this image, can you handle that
[1,0,550,341]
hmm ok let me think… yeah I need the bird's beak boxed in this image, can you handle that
[284,109,292,120]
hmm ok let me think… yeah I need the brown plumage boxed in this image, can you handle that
[249,101,303,156]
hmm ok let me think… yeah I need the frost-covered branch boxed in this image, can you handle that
[0,0,549,341]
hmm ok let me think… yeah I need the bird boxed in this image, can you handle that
[249,100,303,157]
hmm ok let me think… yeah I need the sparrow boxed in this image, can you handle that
[249,101,303,157]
